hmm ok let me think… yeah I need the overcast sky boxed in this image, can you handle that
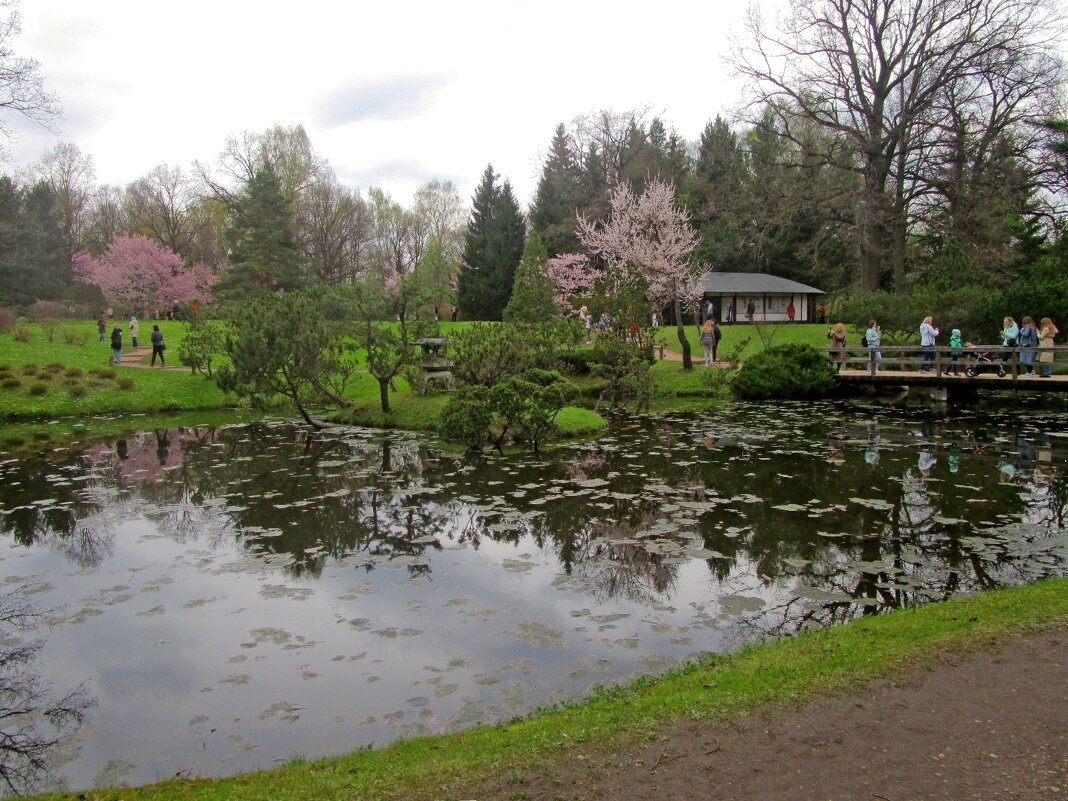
[4,0,755,208]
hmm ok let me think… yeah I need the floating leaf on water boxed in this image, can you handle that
[509,619,565,648]
[717,595,766,615]
[849,497,894,511]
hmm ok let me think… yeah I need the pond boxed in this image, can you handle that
[0,399,1066,792]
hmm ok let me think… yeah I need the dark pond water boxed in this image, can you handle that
[0,400,1066,792]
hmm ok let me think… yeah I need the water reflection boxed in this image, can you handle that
[0,583,94,795]
[0,403,1065,789]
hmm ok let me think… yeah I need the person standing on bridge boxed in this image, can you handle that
[1018,316,1038,376]
[920,316,940,372]
[1039,317,1059,377]
[865,320,882,374]
[948,328,964,375]
[827,323,846,372]
[1001,317,1020,374]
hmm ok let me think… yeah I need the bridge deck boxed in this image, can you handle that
[829,343,1068,392]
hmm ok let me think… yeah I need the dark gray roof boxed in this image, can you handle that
[699,272,823,295]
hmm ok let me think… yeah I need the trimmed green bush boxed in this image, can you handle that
[733,343,836,400]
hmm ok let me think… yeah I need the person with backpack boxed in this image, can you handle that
[712,318,722,363]
[699,319,716,367]
[110,326,122,365]
[865,319,882,374]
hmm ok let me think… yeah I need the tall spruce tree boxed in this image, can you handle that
[215,164,304,302]
[457,165,525,320]
[529,125,584,257]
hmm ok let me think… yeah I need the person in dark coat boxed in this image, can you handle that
[150,324,166,366]
[110,326,122,364]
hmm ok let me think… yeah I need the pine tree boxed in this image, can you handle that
[503,231,559,323]
[15,181,67,305]
[215,164,304,302]
[529,125,584,257]
[457,165,526,320]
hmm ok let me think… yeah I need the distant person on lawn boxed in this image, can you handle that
[151,325,166,367]
[110,326,122,364]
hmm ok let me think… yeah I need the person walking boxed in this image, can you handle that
[97,314,107,342]
[786,301,795,322]
[817,303,827,324]
[129,315,139,348]
[827,322,846,372]
[948,328,964,375]
[109,326,122,365]
[1038,317,1059,377]
[699,319,716,367]
[711,318,722,363]
[746,299,756,323]
[919,316,939,372]
[1018,316,1038,376]
[150,324,166,367]
[865,319,882,374]
[726,302,735,324]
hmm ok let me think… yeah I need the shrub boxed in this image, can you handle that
[20,364,38,375]
[27,301,75,321]
[115,377,135,390]
[27,382,49,396]
[0,308,14,332]
[96,369,117,380]
[557,347,596,375]
[590,336,653,412]
[177,318,226,377]
[732,343,836,400]
[62,328,89,346]
[437,386,493,450]
[64,368,84,378]
[43,362,64,374]
[68,384,88,397]
[1,378,20,390]
[12,326,31,343]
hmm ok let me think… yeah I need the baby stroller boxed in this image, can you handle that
[965,346,1006,378]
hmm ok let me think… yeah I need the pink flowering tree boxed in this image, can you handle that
[577,180,703,369]
[544,252,600,309]
[73,235,215,315]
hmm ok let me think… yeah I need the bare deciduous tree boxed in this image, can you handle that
[0,0,59,154]
[733,0,1066,291]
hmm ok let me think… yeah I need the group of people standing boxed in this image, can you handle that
[96,313,168,366]
[996,316,1060,377]
[826,314,1060,376]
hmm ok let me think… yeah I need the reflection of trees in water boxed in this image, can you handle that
[135,427,445,579]
[0,583,94,795]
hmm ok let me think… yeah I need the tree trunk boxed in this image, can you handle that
[674,296,692,370]
[378,377,391,414]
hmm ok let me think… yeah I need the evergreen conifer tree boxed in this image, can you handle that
[215,164,304,302]
[529,124,584,257]
[457,165,525,320]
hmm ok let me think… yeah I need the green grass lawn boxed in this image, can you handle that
[0,320,235,419]
[0,321,609,437]
[27,578,1068,801]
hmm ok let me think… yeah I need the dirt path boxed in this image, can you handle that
[490,627,1068,801]
[116,345,183,370]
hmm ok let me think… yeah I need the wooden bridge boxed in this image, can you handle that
[830,344,1068,394]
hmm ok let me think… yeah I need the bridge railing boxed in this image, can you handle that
[825,343,1068,378]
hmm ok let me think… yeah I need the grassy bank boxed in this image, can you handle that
[33,578,1068,801]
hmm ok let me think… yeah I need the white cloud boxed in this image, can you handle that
[3,0,753,207]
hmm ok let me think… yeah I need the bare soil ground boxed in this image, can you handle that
[483,626,1067,801]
